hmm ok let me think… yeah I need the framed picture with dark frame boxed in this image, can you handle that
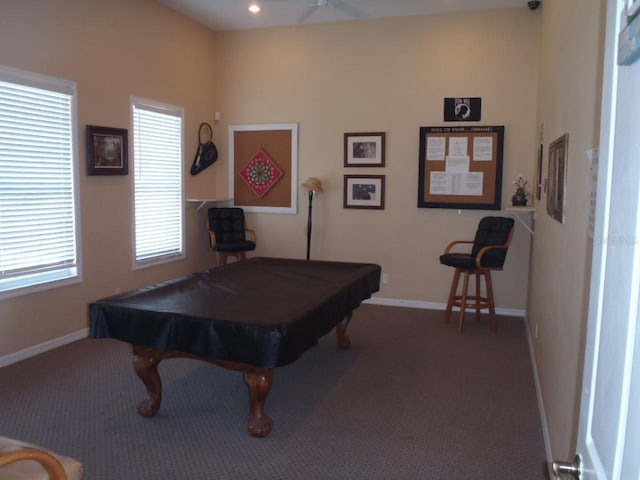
[344,132,385,167]
[86,125,128,175]
[546,133,569,224]
[418,125,504,210]
[343,175,385,209]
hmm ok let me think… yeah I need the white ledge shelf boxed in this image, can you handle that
[186,198,232,212]
[505,205,535,235]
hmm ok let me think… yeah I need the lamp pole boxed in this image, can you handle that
[306,190,314,260]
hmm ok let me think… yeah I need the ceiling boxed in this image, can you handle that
[156,0,530,32]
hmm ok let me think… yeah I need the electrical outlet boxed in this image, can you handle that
[382,273,389,284]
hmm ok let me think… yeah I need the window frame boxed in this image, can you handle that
[130,96,185,270]
[0,65,82,300]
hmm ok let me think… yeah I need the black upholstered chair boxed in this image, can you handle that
[439,216,515,333]
[207,207,256,266]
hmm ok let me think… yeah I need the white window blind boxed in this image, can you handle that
[0,67,80,297]
[132,98,184,267]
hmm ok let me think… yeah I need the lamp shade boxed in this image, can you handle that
[302,177,323,193]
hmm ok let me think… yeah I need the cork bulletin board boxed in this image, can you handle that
[418,125,504,210]
[228,123,298,214]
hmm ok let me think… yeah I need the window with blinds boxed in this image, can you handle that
[132,97,184,268]
[0,66,80,298]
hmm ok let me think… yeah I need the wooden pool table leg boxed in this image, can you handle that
[336,311,353,349]
[132,346,164,417]
[131,347,275,437]
[243,367,274,437]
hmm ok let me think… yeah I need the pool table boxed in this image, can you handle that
[89,257,381,437]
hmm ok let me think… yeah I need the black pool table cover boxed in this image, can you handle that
[90,257,381,368]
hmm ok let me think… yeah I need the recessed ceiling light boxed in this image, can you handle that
[248,4,261,14]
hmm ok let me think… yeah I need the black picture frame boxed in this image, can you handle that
[86,125,128,176]
[417,125,504,210]
[443,97,482,122]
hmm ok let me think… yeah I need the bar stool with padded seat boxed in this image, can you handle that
[439,216,515,333]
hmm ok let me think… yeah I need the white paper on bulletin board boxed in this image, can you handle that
[473,137,493,161]
[448,137,468,156]
[429,171,483,196]
[426,137,446,160]
[445,155,470,173]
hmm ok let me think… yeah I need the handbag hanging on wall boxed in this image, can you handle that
[190,122,218,175]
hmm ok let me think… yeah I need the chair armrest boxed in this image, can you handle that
[208,230,218,249]
[245,228,256,243]
[443,240,474,254]
[475,244,509,269]
[0,447,68,479]
[474,227,514,269]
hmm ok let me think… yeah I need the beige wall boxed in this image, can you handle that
[528,0,604,460]
[0,0,220,357]
[0,6,541,354]
[215,8,540,309]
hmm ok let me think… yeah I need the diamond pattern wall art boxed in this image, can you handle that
[229,123,298,214]
[239,149,284,198]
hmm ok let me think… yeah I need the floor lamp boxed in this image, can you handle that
[302,177,323,260]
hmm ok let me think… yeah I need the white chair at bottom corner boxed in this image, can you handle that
[0,437,83,480]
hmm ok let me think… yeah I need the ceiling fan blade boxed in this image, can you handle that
[297,5,318,23]
[332,0,369,19]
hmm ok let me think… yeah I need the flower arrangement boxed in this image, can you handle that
[512,174,529,206]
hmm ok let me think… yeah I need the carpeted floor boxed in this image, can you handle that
[0,304,547,479]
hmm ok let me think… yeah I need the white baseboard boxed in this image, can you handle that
[364,296,526,317]
[524,314,553,478]
[0,328,89,368]
[0,298,525,368]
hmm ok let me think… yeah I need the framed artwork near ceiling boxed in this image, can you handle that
[443,97,482,122]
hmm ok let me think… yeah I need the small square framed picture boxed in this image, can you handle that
[344,175,385,210]
[86,125,128,175]
[344,132,385,167]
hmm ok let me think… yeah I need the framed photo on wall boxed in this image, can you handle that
[546,133,569,224]
[343,175,385,209]
[344,132,385,167]
[86,125,128,175]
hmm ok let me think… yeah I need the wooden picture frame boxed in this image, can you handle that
[86,125,128,175]
[228,123,298,214]
[546,133,569,224]
[343,175,385,209]
[344,132,385,167]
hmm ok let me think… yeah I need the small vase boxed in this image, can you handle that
[512,198,527,207]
